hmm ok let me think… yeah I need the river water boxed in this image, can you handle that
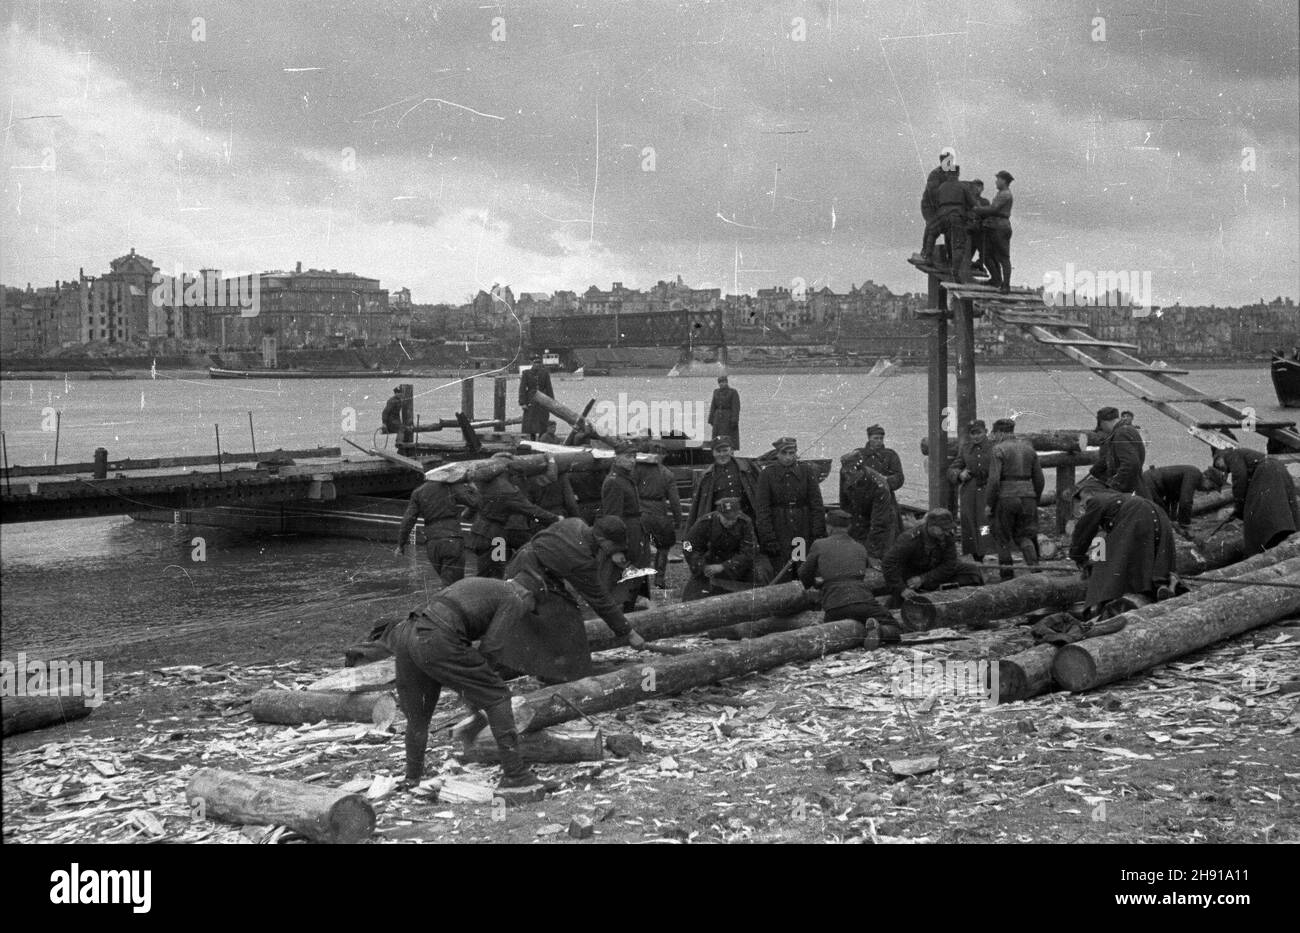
[1,366,1286,657]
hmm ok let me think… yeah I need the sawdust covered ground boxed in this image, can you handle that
[4,553,1298,845]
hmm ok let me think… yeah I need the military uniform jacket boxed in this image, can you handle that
[1090,423,1147,495]
[799,534,874,611]
[687,458,761,528]
[754,461,827,558]
[601,469,642,521]
[635,462,681,521]
[882,526,960,594]
[987,437,1044,505]
[843,446,904,494]
[467,475,556,548]
[683,513,757,579]
[398,481,479,543]
[506,518,630,636]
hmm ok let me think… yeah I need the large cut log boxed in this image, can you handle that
[529,391,616,446]
[1174,526,1245,575]
[586,581,814,650]
[2,695,94,737]
[1052,554,1300,693]
[251,688,397,726]
[458,728,604,764]
[998,645,1058,703]
[1040,486,1235,515]
[512,619,867,732]
[186,768,376,844]
[901,573,1086,631]
[707,609,828,641]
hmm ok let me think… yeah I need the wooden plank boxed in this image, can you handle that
[1088,364,1191,375]
[1036,337,1140,350]
[1197,420,1296,430]
[1142,396,1246,404]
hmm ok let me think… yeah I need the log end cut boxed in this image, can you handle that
[1051,644,1100,693]
[325,796,378,844]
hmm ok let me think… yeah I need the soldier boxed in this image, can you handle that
[381,387,406,435]
[974,170,1014,293]
[842,425,905,535]
[506,516,648,678]
[466,456,560,578]
[799,509,895,633]
[882,508,984,604]
[986,418,1045,581]
[523,470,578,528]
[915,146,958,263]
[636,442,683,589]
[948,419,993,561]
[681,497,758,600]
[965,180,990,275]
[602,449,650,609]
[537,420,562,444]
[839,455,898,562]
[1145,464,1214,536]
[934,169,976,283]
[1211,447,1300,554]
[567,464,605,525]
[379,576,543,790]
[687,436,761,529]
[708,375,742,451]
[1069,490,1177,614]
[394,465,480,586]
[518,359,554,440]
[754,437,826,581]
[1090,406,1148,496]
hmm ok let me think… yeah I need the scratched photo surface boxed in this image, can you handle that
[1,0,1297,852]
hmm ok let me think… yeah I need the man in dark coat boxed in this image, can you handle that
[1211,448,1300,554]
[708,376,742,451]
[915,146,958,262]
[518,359,554,439]
[1090,406,1149,497]
[466,457,560,578]
[755,437,826,580]
[381,387,406,435]
[505,516,648,680]
[986,418,1044,580]
[380,577,542,789]
[688,436,760,528]
[840,455,898,561]
[1145,464,1214,535]
[965,180,990,275]
[681,497,758,601]
[800,509,895,633]
[636,444,683,588]
[934,171,976,283]
[1069,491,1176,613]
[974,170,1014,292]
[602,449,650,609]
[882,508,984,602]
[395,469,480,586]
[948,419,993,560]
[842,425,905,535]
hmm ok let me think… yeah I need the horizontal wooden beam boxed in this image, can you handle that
[1037,337,1140,350]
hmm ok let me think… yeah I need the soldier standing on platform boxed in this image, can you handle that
[948,419,993,562]
[986,418,1045,581]
[518,359,554,440]
[754,437,826,581]
[708,376,741,451]
[974,170,1014,293]
[382,387,406,435]
[915,146,958,263]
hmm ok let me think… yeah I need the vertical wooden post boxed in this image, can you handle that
[1055,465,1075,534]
[460,377,475,423]
[926,275,949,511]
[399,384,414,446]
[953,296,978,432]
[493,376,507,433]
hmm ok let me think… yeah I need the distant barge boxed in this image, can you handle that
[208,367,409,380]
[1272,353,1300,408]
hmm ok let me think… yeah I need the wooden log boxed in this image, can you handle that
[2,694,94,737]
[530,391,616,446]
[459,728,604,764]
[925,296,948,510]
[1174,526,1245,575]
[1052,554,1300,693]
[998,645,1058,703]
[250,689,397,726]
[586,581,814,650]
[513,619,867,732]
[901,573,1087,631]
[921,431,1104,457]
[308,661,396,694]
[706,609,825,640]
[186,768,376,844]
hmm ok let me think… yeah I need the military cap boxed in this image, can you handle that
[968,419,987,433]
[866,424,886,437]
[716,497,741,516]
[826,508,852,527]
[772,437,798,452]
[923,508,956,530]
[991,418,1016,434]
[996,170,1014,183]
[1096,406,1120,426]
[712,436,733,451]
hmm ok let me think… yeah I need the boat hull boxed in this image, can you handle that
[1272,357,1300,408]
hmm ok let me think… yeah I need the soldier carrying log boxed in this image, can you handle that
[395,465,481,586]
[466,454,560,579]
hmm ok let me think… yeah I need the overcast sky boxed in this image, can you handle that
[3,0,1297,306]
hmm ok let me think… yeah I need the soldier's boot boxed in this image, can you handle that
[485,700,541,790]
[999,562,1016,582]
[653,550,670,589]
[1018,539,1040,573]
[450,708,488,745]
